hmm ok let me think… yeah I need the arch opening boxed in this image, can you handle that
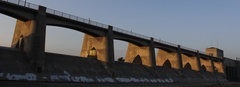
[114,40,128,62]
[45,26,83,56]
[201,65,207,72]
[0,14,16,47]
[132,55,142,64]
[184,62,192,70]
[162,59,172,68]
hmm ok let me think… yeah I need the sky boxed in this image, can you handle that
[0,0,240,60]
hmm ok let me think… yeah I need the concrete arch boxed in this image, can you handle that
[132,55,142,64]
[184,62,192,70]
[80,34,108,62]
[162,59,172,68]
[156,49,179,69]
[181,54,198,71]
[113,33,148,46]
[46,16,106,37]
[200,58,213,72]
[201,65,207,71]
[44,26,84,56]
[124,43,153,67]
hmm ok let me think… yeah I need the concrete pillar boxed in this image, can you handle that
[106,26,114,68]
[177,45,183,70]
[125,39,156,67]
[11,6,46,73]
[210,57,216,74]
[149,38,156,69]
[196,50,202,72]
[80,26,114,67]
[156,49,178,69]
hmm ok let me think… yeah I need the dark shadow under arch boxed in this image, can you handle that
[184,63,192,70]
[162,59,171,68]
[201,65,207,72]
[133,55,142,64]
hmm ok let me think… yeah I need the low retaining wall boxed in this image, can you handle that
[0,47,227,83]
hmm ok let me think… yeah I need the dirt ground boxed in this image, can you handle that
[0,81,240,87]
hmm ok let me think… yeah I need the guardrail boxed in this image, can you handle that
[46,8,109,29]
[113,27,151,40]
[1,0,204,54]
[198,51,205,54]
[153,38,178,47]
[2,0,39,10]
[181,45,197,52]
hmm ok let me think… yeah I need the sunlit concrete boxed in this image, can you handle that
[200,58,213,72]
[125,43,153,67]
[156,49,179,69]
[214,61,224,73]
[182,54,199,71]
[11,6,47,72]
[80,34,108,62]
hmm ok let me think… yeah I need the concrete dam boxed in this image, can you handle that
[1,0,240,86]
[0,46,226,83]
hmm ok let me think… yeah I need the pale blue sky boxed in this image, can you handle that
[0,0,240,60]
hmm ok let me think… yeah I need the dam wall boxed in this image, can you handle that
[0,47,227,83]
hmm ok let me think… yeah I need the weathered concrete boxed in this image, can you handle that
[125,43,154,67]
[206,47,224,58]
[196,51,202,72]
[106,26,114,68]
[156,49,179,69]
[177,45,183,70]
[0,0,35,21]
[80,34,108,62]
[0,0,232,84]
[200,58,213,72]
[11,6,46,73]
[214,61,224,73]
[182,54,198,71]
[0,46,228,83]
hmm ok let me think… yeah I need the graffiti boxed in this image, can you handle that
[50,71,95,82]
[6,73,37,81]
[115,77,174,83]
[0,71,175,83]
[96,77,114,82]
[71,76,94,82]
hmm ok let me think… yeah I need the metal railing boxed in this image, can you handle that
[46,8,109,29]
[113,27,151,40]
[181,45,197,52]
[199,51,205,54]
[2,0,39,10]
[1,0,205,54]
[153,38,178,47]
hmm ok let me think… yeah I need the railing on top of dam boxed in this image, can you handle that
[1,0,206,54]
[2,0,39,10]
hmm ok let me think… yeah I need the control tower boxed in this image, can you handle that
[206,47,224,58]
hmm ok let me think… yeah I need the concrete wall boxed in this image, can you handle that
[0,47,228,83]
[11,20,35,54]
[80,34,108,63]
[125,43,153,67]
[156,49,179,69]
[200,58,213,72]
[214,61,224,73]
[206,47,224,58]
[181,54,199,71]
